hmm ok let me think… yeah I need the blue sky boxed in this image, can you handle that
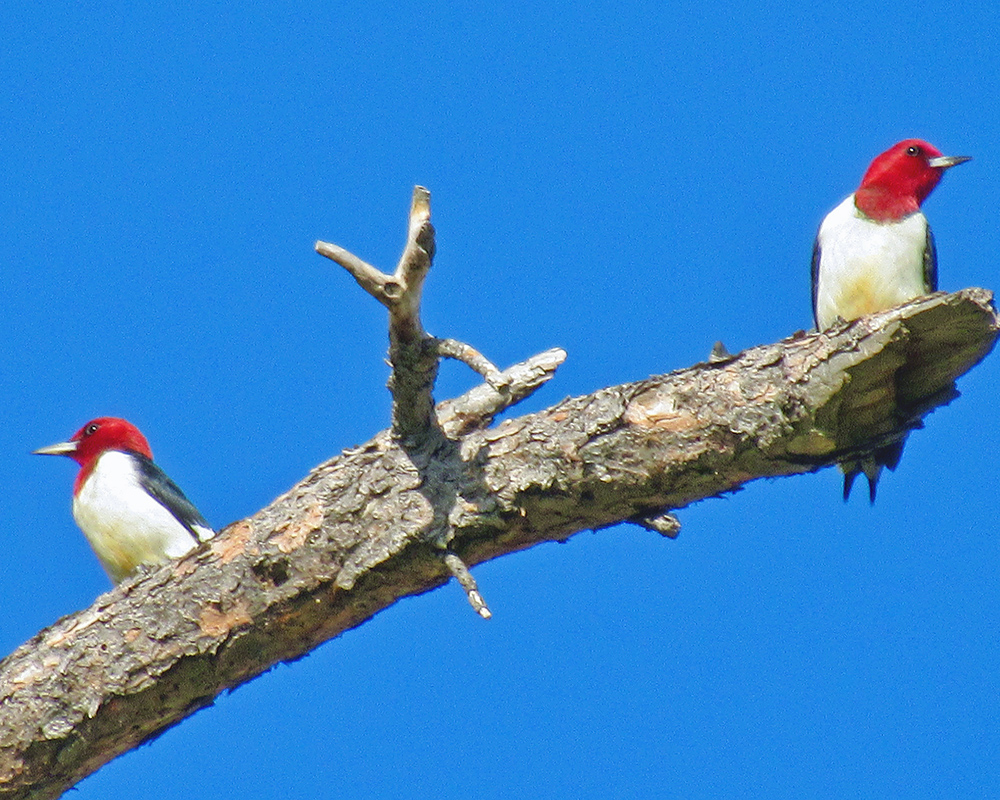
[2,1,999,797]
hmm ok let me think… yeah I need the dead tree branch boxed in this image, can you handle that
[316,187,546,615]
[0,186,995,798]
[317,186,440,442]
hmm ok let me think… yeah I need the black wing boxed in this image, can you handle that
[923,223,938,293]
[134,453,214,541]
[810,234,822,330]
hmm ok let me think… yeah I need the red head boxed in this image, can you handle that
[854,139,970,222]
[34,418,153,490]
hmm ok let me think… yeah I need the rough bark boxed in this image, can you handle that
[0,190,995,798]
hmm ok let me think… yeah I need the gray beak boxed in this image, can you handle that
[32,440,79,457]
[928,155,972,170]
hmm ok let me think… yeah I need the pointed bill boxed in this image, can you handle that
[32,440,79,456]
[928,155,971,170]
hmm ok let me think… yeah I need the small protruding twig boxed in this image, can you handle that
[315,186,434,341]
[314,242,392,307]
[436,347,567,436]
[441,551,492,619]
[632,512,681,539]
[316,187,563,442]
[434,338,508,391]
[709,341,733,363]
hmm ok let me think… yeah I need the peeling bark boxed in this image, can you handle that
[0,227,995,800]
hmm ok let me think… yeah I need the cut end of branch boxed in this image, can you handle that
[441,551,492,619]
[403,187,434,266]
[470,593,493,619]
[410,186,431,218]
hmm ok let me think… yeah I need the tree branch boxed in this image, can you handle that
[433,338,507,391]
[1,217,996,800]
[436,346,565,437]
[317,186,441,442]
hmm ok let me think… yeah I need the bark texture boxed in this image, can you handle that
[0,288,995,798]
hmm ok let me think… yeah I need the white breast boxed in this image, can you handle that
[814,195,930,330]
[72,451,200,582]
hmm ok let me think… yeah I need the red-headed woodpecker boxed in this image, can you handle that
[811,139,970,501]
[34,417,215,583]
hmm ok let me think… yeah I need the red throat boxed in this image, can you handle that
[854,139,945,222]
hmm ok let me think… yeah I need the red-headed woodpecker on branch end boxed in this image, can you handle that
[811,139,970,502]
[34,417,215,583]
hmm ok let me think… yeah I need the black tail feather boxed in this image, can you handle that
[840,440,907,505]
[842,469,859,503]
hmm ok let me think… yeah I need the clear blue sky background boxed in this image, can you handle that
[1,2,998,798]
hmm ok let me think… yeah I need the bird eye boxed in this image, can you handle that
[85,423,100,436]
[906,145,921,156]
